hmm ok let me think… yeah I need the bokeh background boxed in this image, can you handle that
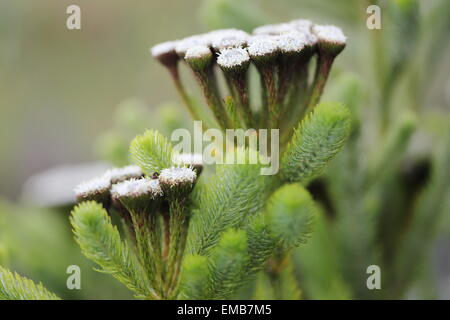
[0,0,449,299]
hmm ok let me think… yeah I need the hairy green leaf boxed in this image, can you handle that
[281,102,351,183]
[130,129,174,175]
[70,201,154,299]
[207,229,249,299]
[266,184,316,249]
[0,265,60,300]
[187,161,274,256]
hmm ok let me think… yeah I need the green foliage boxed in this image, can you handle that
[207,229,249,299]
[253,258,301,300]
[179,255,210,299]
[266,184,315,249]
[367,109,417,186]
[0,265,60,300]
[130,129,174,175]
[70,202,152,299]
[294,209,351,299]
[281,102,351,183]
[244,213,278,274]
[187,162,273,256]
[390,134,450,295]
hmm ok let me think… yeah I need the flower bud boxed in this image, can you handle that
[247,37,279,65]
[217,47,250,74]
[159,167,197,198]
[209,29,249,51]
[111,178,163,213]
[74,176,111,206]
[175,35,209,58]
[184,45,214,71]
[312,25,346,56]
[150,40,180,68]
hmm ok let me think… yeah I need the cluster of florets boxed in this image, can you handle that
[150,19,346,133]
[74,161,199,223]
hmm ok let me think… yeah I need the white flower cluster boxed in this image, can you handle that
[74,176,111,199]
[111,178,163,200]
[159,167,197,188]
[151,18,345,73]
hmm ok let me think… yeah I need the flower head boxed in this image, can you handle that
[150,40,180,67]
[247,37,279,64]
[173,153,204,174]
[184,45,213,71]
[159,166,197,198]
[110,178,163,215]
[175,35,209,58]
[111,178,163,201]
[217,47,250,73]
[276,32,308,55]
[74,176,111,205]
[313,25,346,55]
[209,29,249,51]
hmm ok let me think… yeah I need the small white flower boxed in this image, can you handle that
[175,35,209,57]
[150,40,179,58]
[247,37,279,58]
[185,45,212,60]
[313,25,346,46]
[276,32,308,54]
[217,47,250,69]
[159,167,197,188]
[208,29,249,51]
[74,176,111,199]
[111,178,163,200]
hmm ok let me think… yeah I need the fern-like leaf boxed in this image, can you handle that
[70,201,154,299]
[0,265,60,300]
[206,229,249,299]
[266,183,316,249]
[281,102,351,183]
[130,129,174,175]
[187,161,274,256]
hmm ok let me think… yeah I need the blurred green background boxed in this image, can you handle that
[0,0,209,199]
[0,0,449,299]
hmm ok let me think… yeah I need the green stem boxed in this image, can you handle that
[193,67,232,129]
[305,53,334,115]
[258,64,278,129]
[166,200,190,298]
[228,73,253,128]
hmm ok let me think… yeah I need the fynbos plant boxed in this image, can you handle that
[0,18,350,300]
